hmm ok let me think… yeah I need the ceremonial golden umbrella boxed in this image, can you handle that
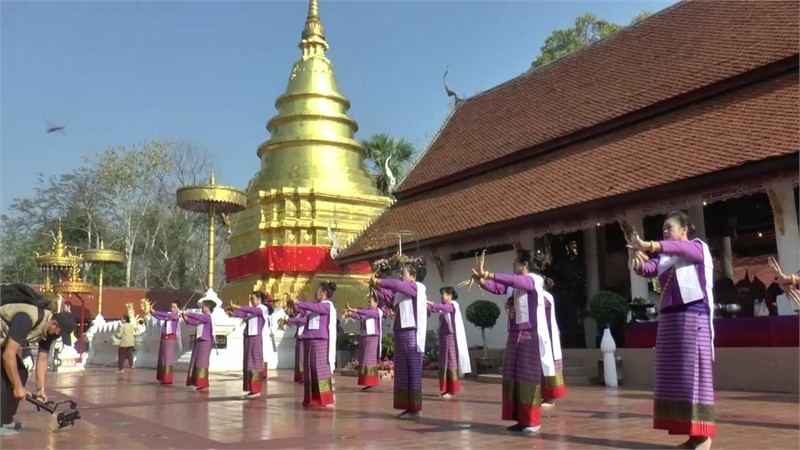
[176,173,246,289]
[82,239,125,317]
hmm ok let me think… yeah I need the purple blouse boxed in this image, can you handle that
[428,302,455,335]
[375,279,419,332]
[350,308,381,336]
[234,305,266,337]
[483,273,537,332]
[288,314,307,339]
[151,310,180,336]
[184,312,213,341]
[635,239,711,312]
[295,301,331,340]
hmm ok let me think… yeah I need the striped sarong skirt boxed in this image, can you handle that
[302,338,334,407]
[156,334,177,384]
[541,302,566,401]
[439,332,460,394]
[393,329,423,411]
[502,329,542,427]
[654,301,715,437]
[358,334,380,387]
[243,335,264,394]
[186,339,212,389]
[294,338,305,384]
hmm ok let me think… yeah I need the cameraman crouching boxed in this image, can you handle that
[1,284,76,437]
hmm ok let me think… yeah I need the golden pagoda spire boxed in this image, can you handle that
[300,0,328,58]
[252,0,381,196]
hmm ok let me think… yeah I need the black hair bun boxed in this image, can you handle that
[328,282,337,292]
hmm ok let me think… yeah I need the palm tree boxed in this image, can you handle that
[361,133,416,196]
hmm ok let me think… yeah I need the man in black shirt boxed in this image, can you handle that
[1,284,76,437]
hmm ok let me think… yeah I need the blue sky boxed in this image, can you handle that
[1,0,676,212]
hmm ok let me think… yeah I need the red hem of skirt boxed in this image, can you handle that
[358,375,380,387]
[245,379,262,394]
[394,401,422,412]
[187,377,209,389]
[303,391,334,407]
[541,384,566,401]
[653,418,716,437]
[439,378,461,394]
[502,400,541,427]
[157,372,173,384]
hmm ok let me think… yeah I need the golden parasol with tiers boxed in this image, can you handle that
[35,218,78,295]
[82,239,125,318]
[176,173,246,289]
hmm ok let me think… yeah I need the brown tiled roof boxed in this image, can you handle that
[397,0,799,195]
[34,286,203,321]
[339,72,799,259]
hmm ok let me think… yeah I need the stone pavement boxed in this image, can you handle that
[2,368,798,449]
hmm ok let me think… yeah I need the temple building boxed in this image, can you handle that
[337,0,798,391]
[221,0,392,306]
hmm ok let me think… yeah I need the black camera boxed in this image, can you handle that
[26,396,81,429]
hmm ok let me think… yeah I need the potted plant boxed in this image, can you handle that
[465,299,501,374]
[587,290,629,386]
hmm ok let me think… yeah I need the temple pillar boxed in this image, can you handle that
[765,179,800,273]
[687,198,707,240]
[721,236,734,279]
[583,227,600,348]
[625,209,650,301]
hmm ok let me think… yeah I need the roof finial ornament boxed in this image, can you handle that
[443,66,464,106]
[384,155,397,193]
[300,0,328,57]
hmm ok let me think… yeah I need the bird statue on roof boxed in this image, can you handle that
[443,66,464,106]
[328,213,341,260]
[384,155,397,193]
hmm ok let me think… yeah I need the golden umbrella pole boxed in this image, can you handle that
[177,173,246,290]
[83,239,125,318]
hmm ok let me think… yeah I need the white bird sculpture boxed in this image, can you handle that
[327,214,340,259]
[385,155,397,193]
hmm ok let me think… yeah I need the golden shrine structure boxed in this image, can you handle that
[220,0,392,307]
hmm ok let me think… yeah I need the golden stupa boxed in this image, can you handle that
[220,0,392,307]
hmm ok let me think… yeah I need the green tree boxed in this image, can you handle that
[532,11,654,68]
[361,133,417,196]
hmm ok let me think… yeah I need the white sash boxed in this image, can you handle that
[247,305,267,336]
[259,305,276,355]
[308,312,321,330]
[377,309,383,358]
[446,301,472,375]
[165,319,173,335]
[323,300,337,370]
[539,290,562,377]
[196,316,213,341]
[535,281,555,376]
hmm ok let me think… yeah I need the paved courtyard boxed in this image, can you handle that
[3,368,798,449]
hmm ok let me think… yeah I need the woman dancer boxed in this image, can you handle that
[427,286,471,398]
[260,293,276,380]
[629,210,715,450]
[229,291,270,399]
[343,293,383,390]
[294,282,338,407]
[183,300,215,391]
[372,262,427,419]
[474,249,550,434]
[151,302,181,385]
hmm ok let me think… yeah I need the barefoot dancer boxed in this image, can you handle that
[372,261,428,420]
[629,210,715,450]
[183,300,216,391]
[151,302,181,385]
[427,287,471,399]
[294,282,338,407]
[343,292,383,390]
